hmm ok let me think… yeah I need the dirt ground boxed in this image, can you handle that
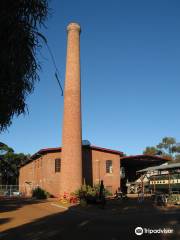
[0,197,179,240]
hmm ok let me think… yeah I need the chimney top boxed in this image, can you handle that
[67,22,81,32]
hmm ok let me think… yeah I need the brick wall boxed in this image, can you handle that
[19,152,61,197]
[19,147,121,196]
[91,149,121,194]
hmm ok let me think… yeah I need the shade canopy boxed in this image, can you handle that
[137,162,180,173]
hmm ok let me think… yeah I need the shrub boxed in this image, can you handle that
[75,184,112,204]
[167,194,180,204]
[93,184,113,197]
[32,187,48,199]
[80,198,87,207]
[75,185,96,199]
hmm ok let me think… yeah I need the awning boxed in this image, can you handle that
[137,162,180,173]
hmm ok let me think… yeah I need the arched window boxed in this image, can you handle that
[55,158,61,172]
[106,160,113,173]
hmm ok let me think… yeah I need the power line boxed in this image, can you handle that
[45,42,64,96]
[37,31,64,96]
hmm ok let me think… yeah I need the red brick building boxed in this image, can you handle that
[18,23,169,197]
[19,23,125,197]
[19,145,123,197]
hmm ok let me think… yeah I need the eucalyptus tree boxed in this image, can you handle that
[0,142,30,185]
[143,137,180,161]
[0,0,49,131]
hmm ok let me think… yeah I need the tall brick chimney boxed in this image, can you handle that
[60,23,82,194]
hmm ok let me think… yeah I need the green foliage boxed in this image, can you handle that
[0,0,49,131]
[167,194,180,204]
[94,184,113,196]
[143,146,159,155]
[0,142,30,185]
[75,184,112,200]
[143,137,180,161]
[75,184,96,198]
[32,187,48,199]
[80,198,87,207]
[156,137,176,155]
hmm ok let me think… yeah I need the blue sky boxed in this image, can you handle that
[1,0,180,155]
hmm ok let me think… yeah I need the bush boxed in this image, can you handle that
[75,184,112,204]
[94,184,113,197]
[167,194,180,204]
[32,187,48,199]
[80,198,87,207]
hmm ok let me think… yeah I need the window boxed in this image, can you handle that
[55,158,61,172]
[106,160,113,173]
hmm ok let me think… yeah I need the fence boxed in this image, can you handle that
[0,185,21,197]
[0,184,46,198]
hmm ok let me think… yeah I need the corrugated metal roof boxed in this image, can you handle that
[137,162,180,173]
[121,154,170,161]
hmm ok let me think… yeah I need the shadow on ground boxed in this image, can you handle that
[0,198,47,213]
[0,197,179,240]
[0,218,12,225]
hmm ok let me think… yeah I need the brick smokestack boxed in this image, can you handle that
[61,23,82,194]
